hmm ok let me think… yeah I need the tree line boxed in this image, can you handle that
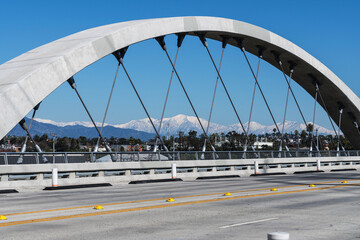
[0,128,353,152]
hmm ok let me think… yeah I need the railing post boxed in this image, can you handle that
[178,152,181,161]
[52,168,58,187]
[37,173,44,180]
[317,159,321,171]
[35,153,39,164]
[254,160,259,174]
[65,153,68,163]
[4,153,8,165]
[138,152,141,162]
[1,174,8,182]
[212,152,216,160]
[171,163,176,179]
[195,151,198,160]
[228,151,232,160]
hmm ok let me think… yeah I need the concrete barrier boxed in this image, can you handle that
[268,232,289,240]
[0,156,359,189]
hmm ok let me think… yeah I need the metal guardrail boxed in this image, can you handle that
[0,150,359,165]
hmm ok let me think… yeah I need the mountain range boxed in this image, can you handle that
[7,114,335,140]
[8,118,155,140]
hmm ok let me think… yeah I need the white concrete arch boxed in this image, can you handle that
[1,17,360,147]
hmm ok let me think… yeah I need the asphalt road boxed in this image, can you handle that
[1,172,360,240]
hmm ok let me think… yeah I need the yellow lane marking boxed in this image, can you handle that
[1,183,358,228]
[4,178,358,217]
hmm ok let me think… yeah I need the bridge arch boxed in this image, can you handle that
[1,16,360,147]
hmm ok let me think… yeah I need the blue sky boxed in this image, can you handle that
[1,0,359,130]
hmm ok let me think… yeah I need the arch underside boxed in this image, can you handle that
[1,17,360,147]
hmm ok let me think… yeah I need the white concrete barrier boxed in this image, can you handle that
[0,156,359,189]
[267,232,289,240]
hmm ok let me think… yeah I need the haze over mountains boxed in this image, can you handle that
[8,114,335,140]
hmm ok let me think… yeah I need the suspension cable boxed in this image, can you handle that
[276,56,314,153]
[113,50,169,152]
[348,112,360,135]
[337,106,345,153]
[206,47,224,136]
[198,35,247,137]
[18,118,49,163]
[154,34,185,151]
[17,102,41,164]
[309,82,319,154]
[156,48,179,141]
[201,37,227,151]
[336,108,343,152]
[279,69,294,152]
[236,39,281,135]
[245,49,263,151]
[155,36,216,151]
[22,103,40,150]
[94,63,121,152]
[276,58,308,127]
[67,77,115,160]
[315,81,344,150]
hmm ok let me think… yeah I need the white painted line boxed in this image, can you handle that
[219,218,278,229]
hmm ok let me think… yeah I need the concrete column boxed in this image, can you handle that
[149,169,155,175]
[230,166,235,171]
[69,172,76,179]
[125,170,131,176]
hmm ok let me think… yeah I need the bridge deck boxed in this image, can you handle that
[1,172,360,239]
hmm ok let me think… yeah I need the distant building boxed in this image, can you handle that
[254,141,273,149]
[0,140,20,152]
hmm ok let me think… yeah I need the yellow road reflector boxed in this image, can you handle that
[270,188,277,191]
[166,198,175,202]
[342,181,347,183]
[93,205,103,210]
[309,184,315,187]
[0,215,7,220]
[224,192,232,196]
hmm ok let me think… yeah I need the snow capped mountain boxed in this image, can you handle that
[229,121,334,135]
[34,118,106,128]
[35,114,335,136]
[114,114,229,135]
